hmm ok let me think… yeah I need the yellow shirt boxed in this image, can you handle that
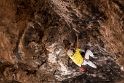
[68,48,84,67]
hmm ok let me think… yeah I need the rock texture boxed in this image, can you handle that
[0,0,124,83]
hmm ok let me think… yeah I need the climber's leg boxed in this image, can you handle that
[86,60,97,68]
[82,60,97,68]
[85,50,96,59]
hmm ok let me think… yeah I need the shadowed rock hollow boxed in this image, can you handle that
[0,0,124,83]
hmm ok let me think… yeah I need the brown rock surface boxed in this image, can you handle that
[0,0,124,83]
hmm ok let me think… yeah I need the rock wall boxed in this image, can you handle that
[0,0,124,83]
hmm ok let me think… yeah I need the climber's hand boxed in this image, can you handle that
[76,33,78,36]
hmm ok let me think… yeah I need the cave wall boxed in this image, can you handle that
[0,0,124,83]
[49,0,124,71]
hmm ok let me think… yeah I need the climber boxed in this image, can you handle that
[66,33,97,71]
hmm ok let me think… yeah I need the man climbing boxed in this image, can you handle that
[66,33,97,71]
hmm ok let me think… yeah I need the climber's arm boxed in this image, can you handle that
[76,33,79,48]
